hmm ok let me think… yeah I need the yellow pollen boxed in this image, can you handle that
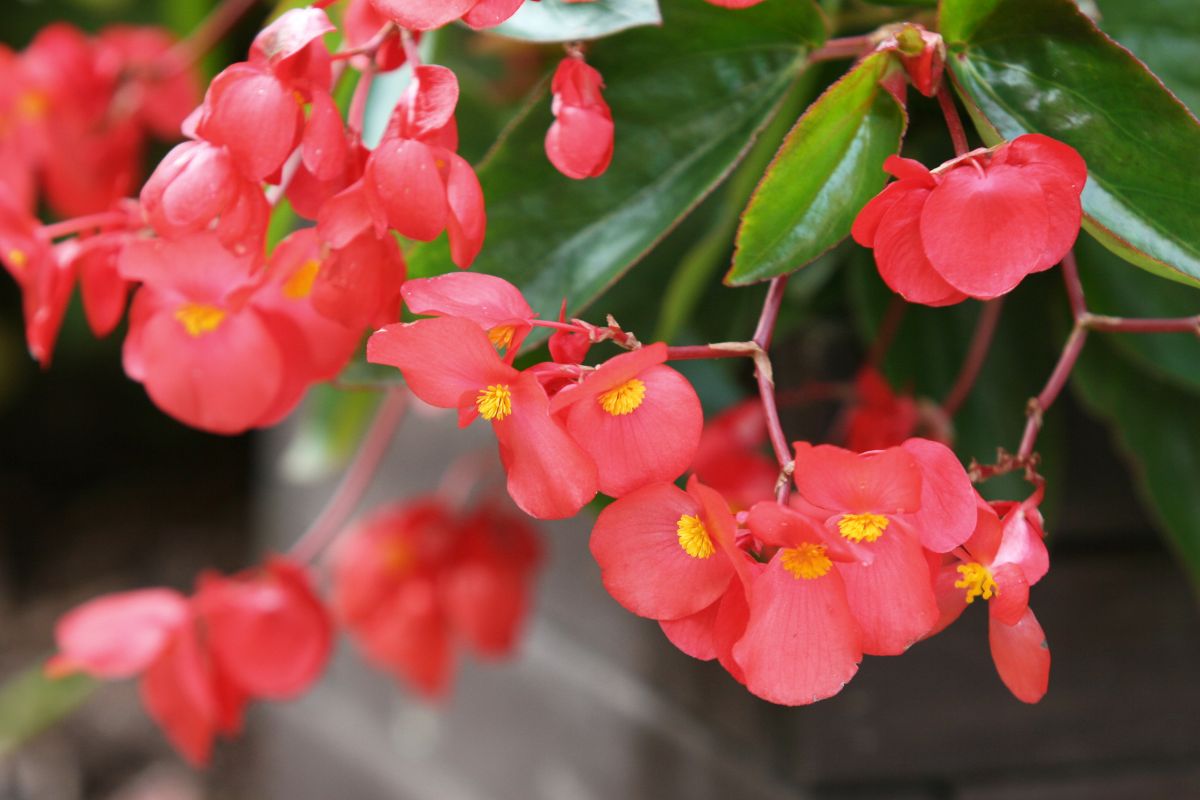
[382,540,413,574]
[476,384,512,421]
[837,512,889,543]
[293,90,307,106]
[954,562,998,604]
[18,91,48,120]
[597,378,646,416]
[283,259,320,300]
[488,324,517,351]
[780,542,833,580]
[676,514,715,559]
[174,303,226,337]
[7,249,27,270]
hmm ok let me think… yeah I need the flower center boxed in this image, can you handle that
[598,378,646,416]
[283,259,320,300]
[18,91,48,120]
[676,514,714,559]
[780,542,832,580]
[488,324,517,351]
[954,562,998,603]
[837,512,889,543]
[6,249,27,270]
[174,303,227,337]
[476,384,513,421]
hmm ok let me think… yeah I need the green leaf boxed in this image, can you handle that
[1075,232,1200,396]
[728,51,906,286]
[488,0,662,43]
[0,667,96,757]
[941,0,1200,288]
[1072,339,1200,585]
[406,0,827,337]
[1095,0,1200,114]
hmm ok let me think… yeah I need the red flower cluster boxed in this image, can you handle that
[0,23,199,216]
[546,54,614,180]
[333,496,542,696]
[50,558,330,765]
[593,441,1051,705]
[367,273,704,519]
[853,135,1086,305]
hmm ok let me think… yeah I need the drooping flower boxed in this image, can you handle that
[734,502,862,705]
[367,315,597,518]
[845,366,919,452]
[545,55,613,180]
[852,135,1086,304]
[876,23,945,97]
[401,271,535,361]
[791,441,937,655]
[333,497,542,696]
[928,500,1051,702]
[368,0,525,31]
[50,558,331,765]
[549,343,703,498]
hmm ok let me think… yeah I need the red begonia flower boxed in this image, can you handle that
[119,233,294,433]
[63,234,131,339]
[196,63,304,182]
[545,56,613,180]
[876,24,945,97]
[363,65,485,268]
[333,498,542,696]
[402,271,534,360]
[367,316,597,518]
[368,0,524,31]
[193,556,332,700]
[792,441,937,654]
[929,502,1051,702]
[52,588,190,679]
[97,26,201,139]
[733,502,862,704]
[853,135,1086,303]
[141,141,260,240]
[344,0,408,72]
[550,343,703,497]
[897,437,978,554]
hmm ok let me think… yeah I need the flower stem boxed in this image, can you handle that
[942,298,1004,417]
[752,277,795,503]
[168,0,261,71]
[1016,323,1087,461]
[39,211,131,240]
[290,388,409,563]
[937,85,970,157]
[809,35,875,63]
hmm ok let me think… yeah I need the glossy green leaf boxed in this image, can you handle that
[0,667,96,757]
[941,0,1200,287]
[728,51,906,286]
[1075,232,1200,396]
[1072,339,1200,584]
[488,0,661,42]
[406,0,827,333]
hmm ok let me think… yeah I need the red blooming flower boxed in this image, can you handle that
[368,0,525,31]
[333,498,541,696]
[51,558,330,765]
[929,500,1051,702]
[876,24,945,97]
[845,366,919,452]
[367,315,597,518]
[545,56,614,180]
[363,65,486,268]
[735,502,862,704]
[120,233,316,433]
[401,271,535,361]
[549,343,704,498]
[852,135,1086,304]
[791,441,937,654]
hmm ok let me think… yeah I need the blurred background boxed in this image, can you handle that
[1,1,1198,798]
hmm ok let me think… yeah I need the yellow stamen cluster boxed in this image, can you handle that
[174,303,227,337]
[476,384,513,421]
[6,249,27,270]
[780,542,832,580]
[598,378,646,416]
[837,512,889,543]
[283,259,320,300]
[18,91,48,120]
[676,514,715,559]
[954,562,998,604]
[488,325,517,351]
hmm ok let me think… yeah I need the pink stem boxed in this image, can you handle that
[1016,324,1088,461]
[937,85,970,157]
[1061,250,1088,322]
[809,35,875,63]
[348,62,377,137]
[867,295,907,368]
[665,344,757,361]
[400,28,422,67]
[39,211,131,240]
[529,319,586,333]
[753,277,794,503]
[1084,315,1200,334]
[942,298,1004,417]
[290,388,409,563]
[332,22,397,61]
